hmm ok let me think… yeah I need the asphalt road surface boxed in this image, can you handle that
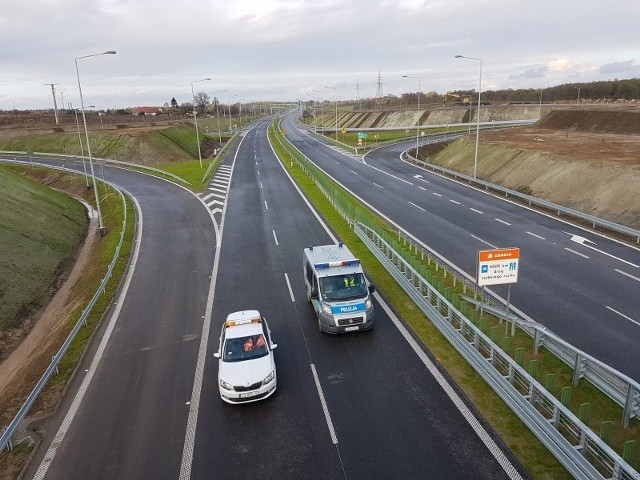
[281,114,640,382]
[16,119,527,479]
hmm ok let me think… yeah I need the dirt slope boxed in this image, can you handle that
[429,109,640,229]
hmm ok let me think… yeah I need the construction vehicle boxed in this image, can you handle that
[443,92,472,106]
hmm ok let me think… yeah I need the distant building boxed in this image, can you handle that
[130,106,162,116]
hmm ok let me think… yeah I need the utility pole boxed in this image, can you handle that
[375,71,383,109]
[45,83,60,125]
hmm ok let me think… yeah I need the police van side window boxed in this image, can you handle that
[305,262,313,284]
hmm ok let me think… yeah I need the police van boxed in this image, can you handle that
[303,243,375,333]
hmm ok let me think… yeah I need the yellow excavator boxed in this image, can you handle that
[443,92,471,106]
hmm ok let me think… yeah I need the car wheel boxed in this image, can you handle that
[317,317,324,333]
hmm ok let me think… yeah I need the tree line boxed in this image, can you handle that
[346,78,640,109]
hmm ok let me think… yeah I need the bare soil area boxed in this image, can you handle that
[427,108,640,229]
[481,128,640,167]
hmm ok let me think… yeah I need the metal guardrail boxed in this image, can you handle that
[299,118,533,153]
[0,159,130,453]
[388,228,640,428]
[278,122,640,427]
[272,123,640,478]
[402,152,640,244]
[0,150,191,186]
[355,221,638,480]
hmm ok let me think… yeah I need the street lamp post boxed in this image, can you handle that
[455,54,482,179]
[72,103,94,188]
[191,77,211,169]
[229,94,237,133]
[214,89,227,148]
[539,88,543,119]
[75,50,116,235]
[575,87,581,108]
[402,75,421,158]
[324,86,338,141]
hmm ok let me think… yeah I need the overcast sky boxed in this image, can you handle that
[2,0,640,110]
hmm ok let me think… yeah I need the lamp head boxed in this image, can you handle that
[104,51,117,55]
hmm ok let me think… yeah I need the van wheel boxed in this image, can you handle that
[318,317,324,333]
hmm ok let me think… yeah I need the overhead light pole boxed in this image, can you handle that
[575,86,581,108]
[214,89,227,147]
[229,93,237,133]
[402,75,421,158]
[455,54,482,179]
[324,85,338,141]
[539,88,543,119]
[75,50,116,235]
[72,103,94,188]
[45,83,60,125]
[191,77,211,169]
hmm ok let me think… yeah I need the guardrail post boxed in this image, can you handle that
[2,427,12,452]
[622,383,638,428]
[53,356,59,375]
[572,353,584,386]
[533,328,544,354]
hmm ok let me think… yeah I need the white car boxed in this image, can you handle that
[214,310,278,404]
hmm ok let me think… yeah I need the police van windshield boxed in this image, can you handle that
[320,274,367,301]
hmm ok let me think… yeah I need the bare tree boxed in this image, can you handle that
[194,92,210,113]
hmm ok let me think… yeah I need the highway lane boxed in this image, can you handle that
[23,165,218,479]
[190,119,526,479]
[281,115,640,381]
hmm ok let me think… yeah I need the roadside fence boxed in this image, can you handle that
[271,123,640,479]
[0,158,130,453]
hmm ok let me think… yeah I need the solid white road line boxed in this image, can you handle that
[375,294,524,479]
[33,195,145,480]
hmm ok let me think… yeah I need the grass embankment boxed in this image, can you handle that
[268,122,640,477]
[0,166,134,480]
[0,118,247,166]
[0,167,87,335]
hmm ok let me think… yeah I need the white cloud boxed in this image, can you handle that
[2,0,640,109]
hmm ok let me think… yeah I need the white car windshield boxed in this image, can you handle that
[320,273,367,301]
[223,334,268,362]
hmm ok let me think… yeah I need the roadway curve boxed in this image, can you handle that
[281,114,640,382]
[18,118,527,479]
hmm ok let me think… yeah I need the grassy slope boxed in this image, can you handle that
[0,166,88,331]
[0,118,239,166]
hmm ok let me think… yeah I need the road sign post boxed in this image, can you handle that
[477,247,520,335]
